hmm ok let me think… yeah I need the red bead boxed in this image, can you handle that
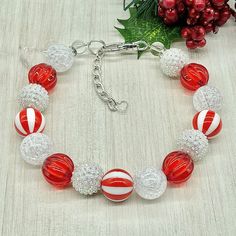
[28,63,57,91]
[162,151,194,184]
[192,110,222,139]
[42,153,74,188]
[180,63,209,91]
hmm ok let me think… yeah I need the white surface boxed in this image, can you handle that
[0,0,236,235]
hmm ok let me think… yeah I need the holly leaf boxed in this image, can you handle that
[115,8,182,58]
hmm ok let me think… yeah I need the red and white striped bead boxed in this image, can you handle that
[14,108,46,137]
[192,110,222,139]
[101,169,134,202]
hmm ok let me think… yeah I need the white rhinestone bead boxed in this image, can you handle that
[160,48,189,78]
[193,85,223,112]
[45,44,74,72]
[134,168,167,200]
[18,84,49,112]
[177,129,208,161]
[72,162,104,195]
[20,133,53,165]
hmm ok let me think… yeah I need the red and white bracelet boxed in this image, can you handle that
[14,41,223,202]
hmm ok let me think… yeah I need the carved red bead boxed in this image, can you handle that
[162,151,194,184]
[28,63,57,91]
[42,153,74,188]
[180,63,209,91]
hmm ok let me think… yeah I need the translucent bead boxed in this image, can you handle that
[160,48,189,78]
[45,44,74,72]
[177,129,208,161]
[134,168,167,200]
[28,63,57,91]
[162,151,194,184]
[42,153,74,188]
[18,84,49,112]
[20,133,53,165]
[72,162,104,195]
[193,85,223,112]
[180,63,209,91]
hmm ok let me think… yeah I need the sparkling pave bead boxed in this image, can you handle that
[177,129,208,161]
[134,168,167,200]
[42,153,74,188]
[160,48,189,78]
[72,162,104,195]
[14,108,46,137]
[18,84,49,112]
[45,44,74,72]
[20,133,53,165]
[180,63,209,91]
[101,169,134,202]
[192,110,222,139]
[162,151,194,184]
[193,85,223,112]
[28,63,57,91]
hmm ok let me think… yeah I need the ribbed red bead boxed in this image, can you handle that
[180,63,209,91]
[28,63,57,91]
[162,151,194,184]
[42,153,74,188]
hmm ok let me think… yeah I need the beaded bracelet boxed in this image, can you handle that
[14,40,223,202]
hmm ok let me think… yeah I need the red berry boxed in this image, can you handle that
[186,0,194,6]
[193,0,206,12]
[214,11,220,20]
[205,23,213,32]
[165,9,178,21]
[162,0,176,9]
[203,7,215,22]
[158,6,165,17]
[192,26,206,40]
[177,2,185,13]
[186,39,198,49]
[181,27,192,39]
[212,0,225,7]
[197,38,207,47]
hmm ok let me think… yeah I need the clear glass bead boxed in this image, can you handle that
[20,133,53,165]
[134,167,167,200]
[193,85,223,112]
[45,44,74,72]
[18,84,49,112]
[177,129,208,161]
[160,48,189,78]
[72,162,104,195]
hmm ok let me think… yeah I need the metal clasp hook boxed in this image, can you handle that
[103,41,149,53]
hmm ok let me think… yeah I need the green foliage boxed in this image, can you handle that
[116,8,181,58]
[123,0,158,17]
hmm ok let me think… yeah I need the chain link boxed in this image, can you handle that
[92,47,128,112]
